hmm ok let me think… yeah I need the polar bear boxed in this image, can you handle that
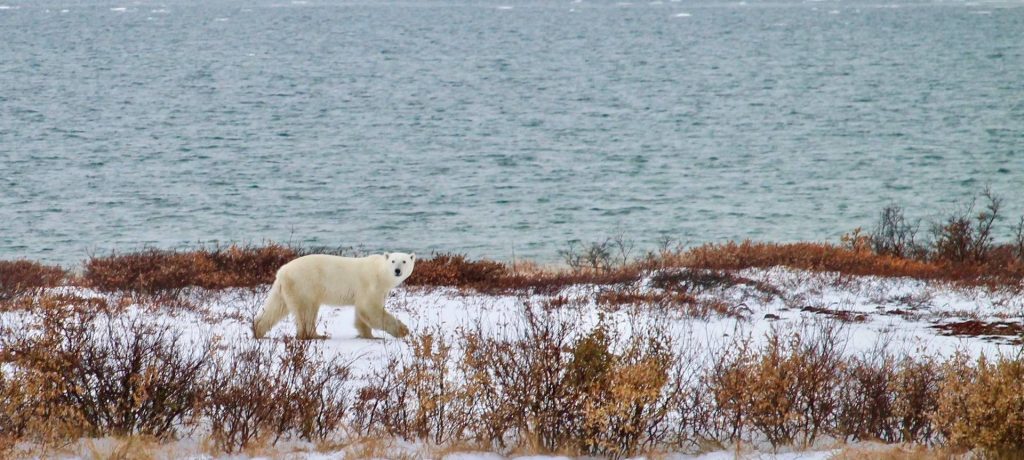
[252,252,415,340]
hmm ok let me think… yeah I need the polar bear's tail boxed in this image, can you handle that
[253,279,287,339]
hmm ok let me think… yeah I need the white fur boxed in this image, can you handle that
[252,252,415,340]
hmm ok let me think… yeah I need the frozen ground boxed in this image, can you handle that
[5,267,1021,459]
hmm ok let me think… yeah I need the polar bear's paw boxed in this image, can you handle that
[391,321,410,339]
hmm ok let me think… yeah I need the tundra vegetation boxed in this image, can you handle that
[2,190,1024,458]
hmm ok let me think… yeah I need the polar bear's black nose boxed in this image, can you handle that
[394,268,402,276]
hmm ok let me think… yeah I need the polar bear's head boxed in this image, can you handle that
[384,252,416,284]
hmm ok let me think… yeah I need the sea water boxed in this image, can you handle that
[1,0,1022,265]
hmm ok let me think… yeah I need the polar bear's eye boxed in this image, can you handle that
[402,261,406,264]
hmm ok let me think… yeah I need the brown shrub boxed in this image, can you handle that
[0,259,66,301]
[673,241,944,280]
[705,322,847,448]
[0,297,212,442]
[204,338,351,453]
[870,203,924,259]
[576,321,690,458]
[934,353,1024,456]
[455,303,582,452]
[352,327,472,445]
[352,303,691,458]
[889,356,942,444]
[651,268,784,298]
[82,244,297,294]
[457,306,688,458]
[405,253,508,289]
[595,288,697,311]
[837,347,901,442]
[504,268,642,296]
[407,253,645,296]
[930,188,1002,264]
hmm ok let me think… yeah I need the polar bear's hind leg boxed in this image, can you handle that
[354,310,376,339]
[282,279,327,340]
[253,280,287,339]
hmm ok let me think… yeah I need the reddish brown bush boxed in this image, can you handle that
[457,307,689,458]
[405,253,508,289]
[407,253,644,296]
[659,240,1024,288]
[0,259,66,300]
[595,288,696,310]
[837,346,943,445]
[674,241,944,279]
[352,327,472,445]
[204,339,351,453]
[934,353,1024,456]
[82,244,298,293]
[705,323,847,448]
[0,298,212,441]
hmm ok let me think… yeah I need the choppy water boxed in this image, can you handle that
[2,0,1022,265]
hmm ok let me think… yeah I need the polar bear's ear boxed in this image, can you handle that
[384,253,389,260]
[410,253,415,260]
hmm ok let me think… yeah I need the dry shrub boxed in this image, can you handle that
[560,235,635,273]
[0,259,66,301]
[705,322,846,448]
[0,297,212,443]
[675,241,944,281]
[594,287,740,319]
[352,327,471,445]
[353,304,691,458]
[576,320,691,457]
[204,339,351,453]
[459,306,687,458]
[664,240,1024,289]
[651,268,783,298]
[934,353,1024,456]
[889,356,942,444]
[503,268,642,296]
[82,245,648,297]
[595,288,696,311]
[83,244,298,294]
[838,347,899,442]
[407,253,641,296]
[930,189,1001,264]
[871,203,924,259]
[405,253,507,289]
[840,346,942,445]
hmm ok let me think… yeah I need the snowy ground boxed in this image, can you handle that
[167,266,1023,368]
[5,266,1022,459]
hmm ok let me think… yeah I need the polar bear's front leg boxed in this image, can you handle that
[383,313,410,338]
[358,303,409,338]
